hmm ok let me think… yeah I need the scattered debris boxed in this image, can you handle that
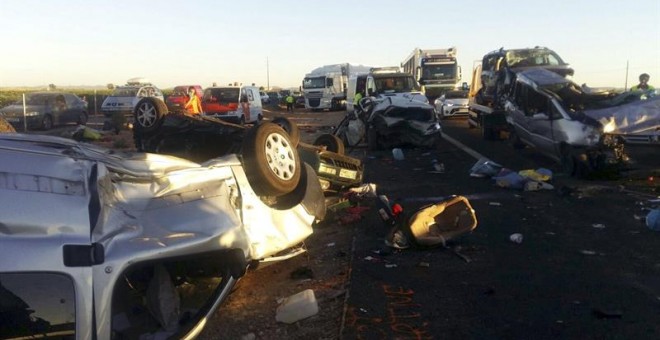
[580,250,597,256]
[275,289,319,324]
[592,224,606,229]
[348,183,378,198]
[326,242,336,247]
[408,196,478,247]
[509,233,523,244]
[647,209,660,231]
[385,264,398,268]
[418,261,430,268]
[392,148,405,160]
[469,157,503,178]
[446,246,472,263]
[489,202,502,206]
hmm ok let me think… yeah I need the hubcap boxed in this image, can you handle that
[136,102,156,127]
[264,132,296,181]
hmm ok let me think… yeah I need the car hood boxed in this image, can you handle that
[0,104,45,116]
[371,95,436,121]
[444,98,469,106]
[583,96,660,137]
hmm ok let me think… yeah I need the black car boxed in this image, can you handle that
[0,92,88,131]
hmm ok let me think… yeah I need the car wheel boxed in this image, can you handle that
[560,145,593,178]
[270,116,300,147]
[508,126,525,149]
[78,112,89,125]
[242,122,301,196]
[134,98,167,133]
[42,115,53,130]
[313,133,345,154]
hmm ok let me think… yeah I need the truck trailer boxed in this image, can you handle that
[401,47,462,102]
[301,63,372,111]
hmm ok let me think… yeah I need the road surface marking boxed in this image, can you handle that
[442,133,485,160]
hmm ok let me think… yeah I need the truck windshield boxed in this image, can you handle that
[421,64,457,80]
[374,76,419,93]
[303,77,326,89]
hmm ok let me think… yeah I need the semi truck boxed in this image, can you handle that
[401,47,462,102]
[301,63,372,111]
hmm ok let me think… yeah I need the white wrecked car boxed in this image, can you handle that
[0,127,324,339]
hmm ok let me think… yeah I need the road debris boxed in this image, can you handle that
[580,250,598,256]
[592,223,606,229]
[469,157,503,178]
[275,289,319,324]
[647,209,660,231]
[392,148,405,160]
[385,264,398,268]
[592,308,623,319]
[418,261,430,268]
[509,233,524,244]
[489,202,502,206]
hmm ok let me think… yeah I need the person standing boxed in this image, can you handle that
[184,86,202,115]
[285,93,295,113]
[240,90,250,122]
[353,90,363,112]
[631,73,655,91]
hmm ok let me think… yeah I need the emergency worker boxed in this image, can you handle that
[285,93,295,113]
[631,73,655,91]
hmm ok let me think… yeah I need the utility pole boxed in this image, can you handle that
[624,60,629,91]
[266,57,270,90]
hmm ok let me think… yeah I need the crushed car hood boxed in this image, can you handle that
[583,96,660,140]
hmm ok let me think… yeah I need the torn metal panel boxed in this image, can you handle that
[584,96,660,143]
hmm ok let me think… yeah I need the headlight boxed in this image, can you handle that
[25,111,41,117]
[445,103,454,107]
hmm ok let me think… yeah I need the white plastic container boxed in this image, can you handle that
[275,289,319,324]
[392,148,404,160]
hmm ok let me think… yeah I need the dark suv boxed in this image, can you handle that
[476,47,574,107]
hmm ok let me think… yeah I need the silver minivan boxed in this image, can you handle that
[504,68,659,176]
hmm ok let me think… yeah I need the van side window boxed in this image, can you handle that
[247,89,255,101]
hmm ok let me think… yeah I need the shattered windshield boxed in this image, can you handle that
[374,76,419,93]
[421,64,457,80]
[444,90,468,99]
[302,77,325,89]
[506,50,565,68]
[204,88,239,102]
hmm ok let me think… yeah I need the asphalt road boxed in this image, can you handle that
[342,117,660,339]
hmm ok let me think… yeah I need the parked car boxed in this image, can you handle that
[0,91,88,131]
[0,130,324,339]
[201,86,263,125]
[102,78,164,117]
[434,89,469,119]
[504,68,659,177]
[476,47,574,107]
[266,91,283,105]
[165,85,203,113]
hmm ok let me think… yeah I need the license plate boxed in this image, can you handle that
[339,169,357,180]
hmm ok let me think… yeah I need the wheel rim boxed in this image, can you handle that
[136,102,157,128]
[264,132,296,181]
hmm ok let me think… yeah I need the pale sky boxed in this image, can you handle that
[1,0,658,89]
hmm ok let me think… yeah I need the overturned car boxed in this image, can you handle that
[132,98,364,192]
[0,133,325,338]
[504,68,659,176]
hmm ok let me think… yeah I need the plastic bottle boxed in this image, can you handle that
[392,148,404,160]
[275,289,319,324]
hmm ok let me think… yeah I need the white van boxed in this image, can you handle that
[202,85,263,124]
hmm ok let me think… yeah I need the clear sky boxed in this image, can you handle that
[1,0,658,89]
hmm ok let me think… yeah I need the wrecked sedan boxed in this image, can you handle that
[0,132,325,339]
[504,68,659,176]
[133,97,364,192]
[361,95,442,150]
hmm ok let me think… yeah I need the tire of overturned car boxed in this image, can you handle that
[242,122,302,196]
[134,97,168,133]
[270,116,300,147]
[313,133,345,154]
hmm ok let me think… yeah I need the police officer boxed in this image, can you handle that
[353,90,363,113]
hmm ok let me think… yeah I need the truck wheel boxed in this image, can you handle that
[242,122,301,196]
[271,116,300,147]
[508,127,525,149]
[134,98,167,133]
[313,133,345,154]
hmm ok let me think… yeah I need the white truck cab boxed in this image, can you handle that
[346,67,426,113]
